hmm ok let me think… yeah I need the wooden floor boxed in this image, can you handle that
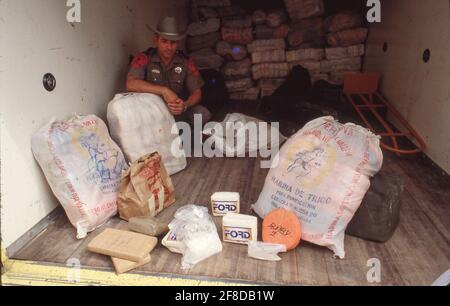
[10,100,450,285]
[12,149,450,285]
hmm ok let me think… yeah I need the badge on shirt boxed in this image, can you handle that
[152,69,161,74]
[175,67,183,74]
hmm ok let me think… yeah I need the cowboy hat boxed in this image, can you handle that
[151,16,187,41]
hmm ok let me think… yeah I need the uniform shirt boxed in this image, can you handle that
[128,48,204,100]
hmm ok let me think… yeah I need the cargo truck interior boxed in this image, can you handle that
[1,0,449,286]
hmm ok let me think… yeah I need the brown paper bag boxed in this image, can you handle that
[118,152,176,221]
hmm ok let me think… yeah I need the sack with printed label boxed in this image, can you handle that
[253,117,383,258]
[118,152,176,221]
[31,115,127,239]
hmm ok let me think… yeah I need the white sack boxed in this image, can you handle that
[107,93,187,175]
[31,115,127,239]
[253,117,383,258]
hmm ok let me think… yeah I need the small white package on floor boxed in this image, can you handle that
[203,113,287,157]
[253,117,383,258]
[165,205,223,269]
[222,213,258,245]
[31,115,127,239]
[107,93,187,175]
[248,241,287,262]
[211,192,240,216]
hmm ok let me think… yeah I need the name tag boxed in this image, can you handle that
[151,69,161,74]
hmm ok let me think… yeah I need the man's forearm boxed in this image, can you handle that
[185,90,202,109]
[126,78,167,96]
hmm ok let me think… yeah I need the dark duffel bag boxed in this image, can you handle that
[261,65,340,125]
[260,65,312,118]
[347,167,404,243]
[310,79,343,105]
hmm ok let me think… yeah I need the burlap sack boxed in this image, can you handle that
[324,11,363,33]
[223,58,252,78]
[252,10,267,25]
[266,9,287,28]
[187,32,221,52]
[252,49,286,64]
[189,48,224,69]
[254,24,290,40]
[118,153,176,221]
[288,17,325,47]
[327,28,369,47]
[284,0,325,21]
[221,27,253,44]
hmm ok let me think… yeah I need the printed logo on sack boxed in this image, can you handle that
[79,133,126,190]
[224,227,252,243]
[51,120,125,193]
[212,201,238,215]
[283,139,336,189]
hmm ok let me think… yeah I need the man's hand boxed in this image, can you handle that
[162,88,179,105]
[167,98,185,116]
[162,88,186,115]
[126,77,186,115]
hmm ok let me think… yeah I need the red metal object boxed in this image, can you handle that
[343,73,426,155]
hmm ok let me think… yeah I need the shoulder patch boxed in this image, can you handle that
[187,59,200,77]
[131,53,149,69]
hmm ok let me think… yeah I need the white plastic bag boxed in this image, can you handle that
[253,117,383,258]
[107,93,187,175]
[203,113,287,157]
[167,205,222,269]
[31,115,127,239]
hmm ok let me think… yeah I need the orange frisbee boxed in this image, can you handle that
[262,208,302,251]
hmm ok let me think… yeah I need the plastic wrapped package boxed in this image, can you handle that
[248,241,287,261]
[165,205,223,269]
